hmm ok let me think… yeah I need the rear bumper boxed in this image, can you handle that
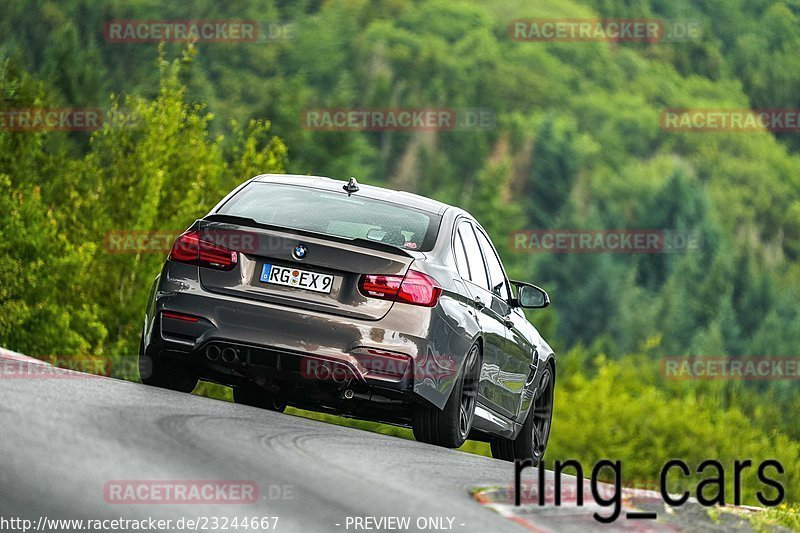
[146,333,420,423]
[143,263,470,411]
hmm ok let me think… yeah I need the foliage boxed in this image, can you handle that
[0,51,286,369]
[1,0,799,511]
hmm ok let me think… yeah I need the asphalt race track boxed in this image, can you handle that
[0,353,766,533]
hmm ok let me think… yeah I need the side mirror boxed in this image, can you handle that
[514,282,550,309]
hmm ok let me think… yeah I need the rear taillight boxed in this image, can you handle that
[169,230,238,271]
[358,270,441,307]
[359,274,403,299]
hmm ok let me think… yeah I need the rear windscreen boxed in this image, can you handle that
[217,182,441,251]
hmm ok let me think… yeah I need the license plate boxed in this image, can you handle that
[260,264,334,294]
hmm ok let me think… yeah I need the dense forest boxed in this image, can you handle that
[1,0,799,512]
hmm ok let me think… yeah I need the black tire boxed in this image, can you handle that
[138,335,198,393]
[234,383,286,412]
[491,364,554,464]
[412,343,481,448]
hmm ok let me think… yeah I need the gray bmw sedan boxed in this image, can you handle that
[139,174,555,463]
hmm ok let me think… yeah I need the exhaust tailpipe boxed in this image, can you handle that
[221,347,238,364]
[206,345,220,361]
[314,363,331,380]
[332,366,349,383]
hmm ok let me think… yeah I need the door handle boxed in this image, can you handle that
[473,296,485,310]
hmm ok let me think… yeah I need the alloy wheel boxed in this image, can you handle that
[458,345,480,440]
[531,367,553,461]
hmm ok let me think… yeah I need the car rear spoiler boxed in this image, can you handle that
[201,214,416,258]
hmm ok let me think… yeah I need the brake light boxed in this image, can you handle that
[169,230,238,271]
[359,274,403,299]
[169,231,200,263]
[397,270,442,306]
[358,270,441,307]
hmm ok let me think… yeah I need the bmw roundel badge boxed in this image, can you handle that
[293,244,308,260]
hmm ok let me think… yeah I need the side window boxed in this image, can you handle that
[476,229,510,300]
[458,223,489,290]
[453,227,470,280]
